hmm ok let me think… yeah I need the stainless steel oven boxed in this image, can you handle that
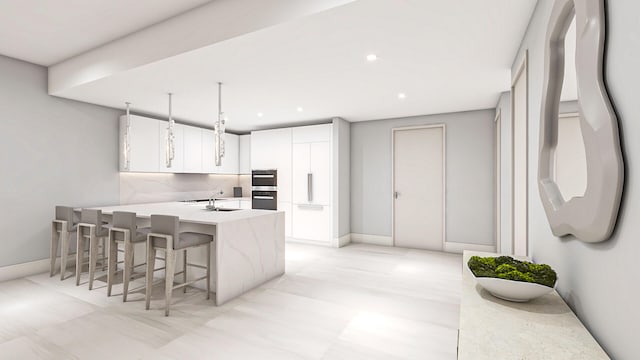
[252,170,277,210]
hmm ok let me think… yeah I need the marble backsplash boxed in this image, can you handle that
[120,173,241,205]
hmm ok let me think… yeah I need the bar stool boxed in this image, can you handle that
[50,206,78,280]
[145,215,213,316]
[76,209,109,289]
[107,211,151,301]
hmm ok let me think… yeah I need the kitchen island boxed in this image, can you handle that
[88,202,285,305]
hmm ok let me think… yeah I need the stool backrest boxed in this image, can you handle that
[112,211,137,240]
[150,215,179,242]
[81,209,105,233]
[55,206,75,231]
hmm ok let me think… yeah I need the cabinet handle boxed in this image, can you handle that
[307,173,313,202]
[298,204,323,210]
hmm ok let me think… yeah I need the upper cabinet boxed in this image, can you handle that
[119,114,240,174]
[158,122,184,173]
[239,135,251,175]
[251,128,293,202]
[120,115,159,172]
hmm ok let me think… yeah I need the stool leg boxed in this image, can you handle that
[60,231,70,281]
[145,241,156,310]
[123,235,134,302]
[107,233,117,296]
[183,249,187,293]
[101,237,107,271]
[206,242,211,300]
[164,248,176,317]
[88,234,98,290]
[50,225,59,277]
[76,232,84,286]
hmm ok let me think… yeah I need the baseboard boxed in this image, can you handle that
[0,258,51,283]
[350,233,393,246]
[332,234,351,248]
[285,237,333,247]
[444,242,496,254]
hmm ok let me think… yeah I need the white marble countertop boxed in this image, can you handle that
[89,202,277,225]
[458,250,609,360]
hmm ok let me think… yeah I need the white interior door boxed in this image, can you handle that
[512,55,528,257]
[393,126,444,251]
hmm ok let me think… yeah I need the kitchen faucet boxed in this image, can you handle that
[208,190,224,208]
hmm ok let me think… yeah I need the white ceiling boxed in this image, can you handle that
[0,0,212,66]
[6,0,538,132]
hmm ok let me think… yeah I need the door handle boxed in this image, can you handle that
[394,191,400,199]
[307,173,313,202]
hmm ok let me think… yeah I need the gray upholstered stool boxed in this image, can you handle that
[107,211,150,301]
[76,209,109,289]
[50,206,78,280]
[145,215,213,316]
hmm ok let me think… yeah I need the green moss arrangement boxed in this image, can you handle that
[468,256,557,288]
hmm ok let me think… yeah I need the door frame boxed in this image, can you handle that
[511,50,529,256]
[495,109,502,253]
[391,124,446,249]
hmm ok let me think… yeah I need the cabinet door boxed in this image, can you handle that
[251,128,292,201]
[292,143,311,204]
[292,124,331,143]
[202,129,215,173]
[220,133,239,174]
[183,125,203,173]
[292,204,331,242]
[127,115,160,172]
[239,134,251,174]
[158,123,184,173]
[310,142,331,205]
[240,199,251,209]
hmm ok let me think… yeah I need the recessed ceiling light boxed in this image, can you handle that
[257,112,263,117]
[366,54,378,62]
[398,93,406,99]
[297,107,304,112]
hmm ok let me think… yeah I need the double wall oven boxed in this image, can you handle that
[252,169,277,210]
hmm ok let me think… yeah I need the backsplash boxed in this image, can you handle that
[120,173,239,204]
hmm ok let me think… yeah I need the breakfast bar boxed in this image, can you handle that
[88,202,285,305]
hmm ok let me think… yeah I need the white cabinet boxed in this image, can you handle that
[292,205,331,242]
[251,123,335,244]
[203,131,239,174]
[120,115,160,172]
[292,124,331,143]
[158,122,184,173]
[221,134,239,174]
[182,125,203,173]
[292,142,331,205]
[202,129,215,173]
[120,114,243,174]
[251,128,292,202]
[239,134,251,174]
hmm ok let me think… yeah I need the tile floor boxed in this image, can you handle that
[0,243,462,359]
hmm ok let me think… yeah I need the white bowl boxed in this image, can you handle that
[475,277,555,302]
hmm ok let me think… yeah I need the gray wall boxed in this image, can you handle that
[495,92,512,254]
[512,1,639,358]
[351,110,495,245]
[332,118,351,238]
[0,55,121,267]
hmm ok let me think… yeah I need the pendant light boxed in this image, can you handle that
[166,93,175,168]
[123,102,132,170]
[214,82,226,166]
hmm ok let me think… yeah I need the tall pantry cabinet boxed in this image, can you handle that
[251,123,336,245]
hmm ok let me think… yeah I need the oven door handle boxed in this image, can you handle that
[253,196,275,200]
[253,174,275,178]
